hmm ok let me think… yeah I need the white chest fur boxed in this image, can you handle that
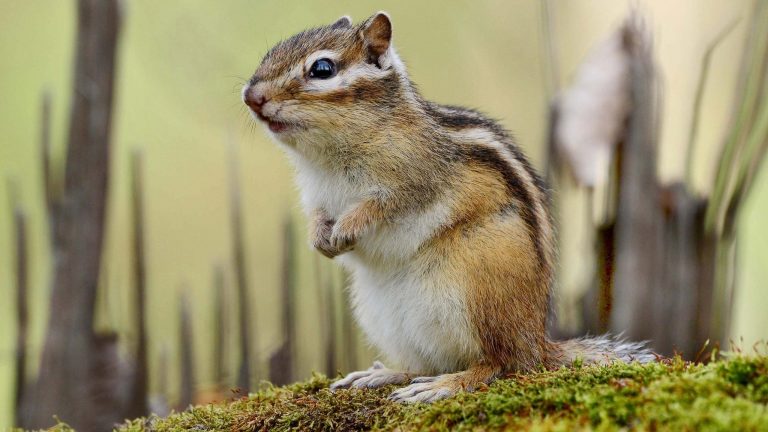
[290,153,481,374]
[291,155,363,219]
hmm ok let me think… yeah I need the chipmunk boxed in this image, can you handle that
[243,12,654,403]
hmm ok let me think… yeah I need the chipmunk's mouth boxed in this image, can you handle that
[254,111,295,134]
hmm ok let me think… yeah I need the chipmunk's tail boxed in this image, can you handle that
[549,334,657,366]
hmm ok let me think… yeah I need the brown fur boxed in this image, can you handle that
[250,9,555,373]
[245,12,652,403]
[431,167,549,372]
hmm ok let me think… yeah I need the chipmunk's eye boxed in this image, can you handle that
[309,58,336,79]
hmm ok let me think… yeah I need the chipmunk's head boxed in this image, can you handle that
[243,12,410,149]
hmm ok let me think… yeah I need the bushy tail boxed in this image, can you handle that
[550,334,657,366]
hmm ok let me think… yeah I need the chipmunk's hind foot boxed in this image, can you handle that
[389,364,499,403]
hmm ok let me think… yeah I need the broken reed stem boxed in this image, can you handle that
[228,141,253,392]
[340,273,359,372]
[39,90,55,225]
[282,214,296,378]
[268,214,297,386]
[178,290,195,409]
[156,344,170,407]
[126,150,149,419]
[213,265,227,387]
[313,253,338,378]
[10,187,29,420]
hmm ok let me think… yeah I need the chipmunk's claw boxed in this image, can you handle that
[329,227,356,253]
[388,378,456,403]
[330,361,411,390]
[389,367,496,403]
[410,376,437,383]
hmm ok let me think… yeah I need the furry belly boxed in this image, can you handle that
[339,254,482,374]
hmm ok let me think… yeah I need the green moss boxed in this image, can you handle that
[113,355,768,431]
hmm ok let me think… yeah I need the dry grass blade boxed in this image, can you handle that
[706,1,768,233]
[685,19,740,187]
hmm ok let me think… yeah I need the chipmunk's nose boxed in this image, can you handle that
[243,86,266,114]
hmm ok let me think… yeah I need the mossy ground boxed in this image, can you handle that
[52,354,768,431]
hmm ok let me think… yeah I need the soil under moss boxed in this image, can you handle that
[53,354,768,431]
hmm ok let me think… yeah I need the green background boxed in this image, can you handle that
[1,1,765,427]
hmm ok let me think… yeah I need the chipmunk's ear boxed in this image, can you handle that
[331,15,352,29]
[361,12,392,67]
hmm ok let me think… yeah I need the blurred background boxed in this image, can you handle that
[1,0,766,429]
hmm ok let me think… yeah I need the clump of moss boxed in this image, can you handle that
[115,354,768,431]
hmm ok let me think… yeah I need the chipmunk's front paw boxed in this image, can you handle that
[312,216,343,259]
[330,361,411,390]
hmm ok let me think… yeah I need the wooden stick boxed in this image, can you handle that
[609,16,663,341]
[20,1,123,429]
